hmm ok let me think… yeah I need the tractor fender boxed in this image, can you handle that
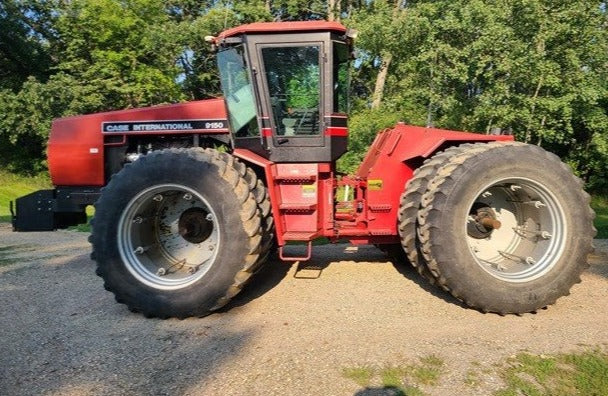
[356,123,513,179]
[393,124,514,163]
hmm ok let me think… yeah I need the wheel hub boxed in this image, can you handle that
[178,207,213,244]
[117,184,220,290]
[465,178,565,283]
[468,205,501,239]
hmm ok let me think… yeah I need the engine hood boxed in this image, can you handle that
[48,98,229,186]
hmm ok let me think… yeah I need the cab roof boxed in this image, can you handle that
[218,21,347,39]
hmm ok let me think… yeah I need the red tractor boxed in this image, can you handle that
[12,21,594,318]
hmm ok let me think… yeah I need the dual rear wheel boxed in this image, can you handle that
[399,142,594,314]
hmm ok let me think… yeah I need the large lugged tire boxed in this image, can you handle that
[417,142,594,314]
[217,152,275,271]
[398,143,486,283]
[90,148,263,318]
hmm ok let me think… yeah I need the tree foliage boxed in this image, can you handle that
[348,0,608,186]
[0,0,606,189]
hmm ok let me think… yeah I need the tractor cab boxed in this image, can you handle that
[213,21,353,162]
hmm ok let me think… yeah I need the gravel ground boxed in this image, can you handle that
[1,223,607,396]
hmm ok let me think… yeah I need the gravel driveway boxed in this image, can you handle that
[1,223,607,395]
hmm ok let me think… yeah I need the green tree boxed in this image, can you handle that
[0,0,188,173]
[54,0,184,111]
[0,0,56,90]
[349,0,608,187]
[0,73,82,173]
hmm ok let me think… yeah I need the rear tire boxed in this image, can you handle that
[399,143,488,283]
[417,142,594,314]
[90,148,262,318]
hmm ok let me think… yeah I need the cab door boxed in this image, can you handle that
[257,43,325,149]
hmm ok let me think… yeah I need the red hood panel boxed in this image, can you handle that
[48,99,228,186]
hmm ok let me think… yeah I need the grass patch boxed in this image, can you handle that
[68,219,92,233]
[342,355,444,395]
[343,351,608,395]
[0,256,18,267]
[495,350,608,396]
[342,366,374,387]
[591,196,608,238]
[379,366,407,388]
[464,369,481,387]
[0,170,51,221]
[410,355,444,385]
[0,246,20,266]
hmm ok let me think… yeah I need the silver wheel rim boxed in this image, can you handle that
[117,184,220,290]
[465,177,566,283]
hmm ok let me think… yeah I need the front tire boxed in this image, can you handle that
[90,148,262,318]
[417,142,594,314]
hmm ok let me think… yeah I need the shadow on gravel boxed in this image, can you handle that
[588,264,608,279]
[588,251,608,279]
[226,244,467,314]
[226,244,403,310]
[226,244,467,312]
[38,327,254,395]
[387,257,467,310]
[354,386,406,395]
[224,255,293,310]
[0,253,256,395]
